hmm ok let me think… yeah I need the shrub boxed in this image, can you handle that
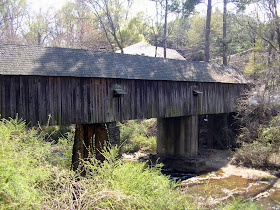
[0,118,52,209]
[40,125,75,143]
[119,119,157,153]
[47,130,74,168]
[232,141,272,168]
[234,103,280,169]
[0,118,193,209]
[44,145,192,209]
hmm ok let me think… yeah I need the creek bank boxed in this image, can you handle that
[123,149,280,208]
[179,149,280,209]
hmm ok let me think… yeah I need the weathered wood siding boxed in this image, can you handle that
[0,75,246,125]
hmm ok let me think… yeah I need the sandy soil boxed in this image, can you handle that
[123,148,280,187]
[202,149,280,187]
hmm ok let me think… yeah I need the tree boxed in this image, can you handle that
[86,0,133,53]
[221,0,252,65]
[119,12,146,47]
[23,10,55,45]
[52,0,109,50]
[0,0,28,43]
[148,0,200,58]
[204,0,212,62]
[222,0,227,65]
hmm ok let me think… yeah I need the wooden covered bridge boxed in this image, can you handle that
[0,44,248,172]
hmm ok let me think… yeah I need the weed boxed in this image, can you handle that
[219,197,262,210]
[0,118,52,209]
[259,176,272,181]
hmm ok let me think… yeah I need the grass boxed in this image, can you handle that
[0,117,268,209]
[0,117,190,209]
[219,197,262,210]
[0,117,52,209]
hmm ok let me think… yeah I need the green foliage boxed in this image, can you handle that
[119,119,157,153]
[0,117,52,209]
[219,197,261,210]
[233,141,272,168]
[234,103,280,169]
[48,130,74,168]
[260,114,280,140]
[65,145,191,209]
[243,39,266,76]
[40,125,74,142]
[260,176,272,181]
[120,12,146,47]
[0,117,193,209]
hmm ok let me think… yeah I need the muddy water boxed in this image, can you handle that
[177,170,280,208]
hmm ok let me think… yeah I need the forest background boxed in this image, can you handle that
[2,0,280,72]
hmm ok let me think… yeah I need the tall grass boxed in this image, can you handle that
[0,118,191,209]
[0,117,52,209]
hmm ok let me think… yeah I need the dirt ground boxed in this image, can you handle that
[202,149,280,187]
[123,148,280,187]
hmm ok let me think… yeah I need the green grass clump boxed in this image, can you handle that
[219,197,261,210]
[0,118,52,209]
[45,145,191,209]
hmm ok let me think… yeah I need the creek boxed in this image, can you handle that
[172,169,280,209]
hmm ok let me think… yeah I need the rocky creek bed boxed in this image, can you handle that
[179,149,280,209]
[123,149,280,209]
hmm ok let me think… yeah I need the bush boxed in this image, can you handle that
[0,118,193,209]
[0,118,52,209]
[234,102,280,169]
[43,144,192,209]
[47,130,74,168]
[40,125,75,143]
[236,101,280,144]
[232,141,272,168]
[119,119,157,153]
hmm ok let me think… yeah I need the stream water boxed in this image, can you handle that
[169,170,280,209]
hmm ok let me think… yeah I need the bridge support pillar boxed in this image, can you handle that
[154,116,205,173]
[157,116,198,158]
[72,122,120,171]
[207,113,236,149]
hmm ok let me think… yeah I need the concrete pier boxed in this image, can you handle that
[157,116,198,158]
[156,116,205,172]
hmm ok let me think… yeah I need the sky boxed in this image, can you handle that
[26,0,251,19]
[27,0,156,15]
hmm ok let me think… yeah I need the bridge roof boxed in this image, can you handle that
[0,44,247,84]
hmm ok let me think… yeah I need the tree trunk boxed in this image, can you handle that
[273,0,280,52]
[205,0,212,62]
[163,0,168,58]
[222,0,227,65]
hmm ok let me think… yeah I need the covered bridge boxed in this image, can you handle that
[0,44,248,171]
